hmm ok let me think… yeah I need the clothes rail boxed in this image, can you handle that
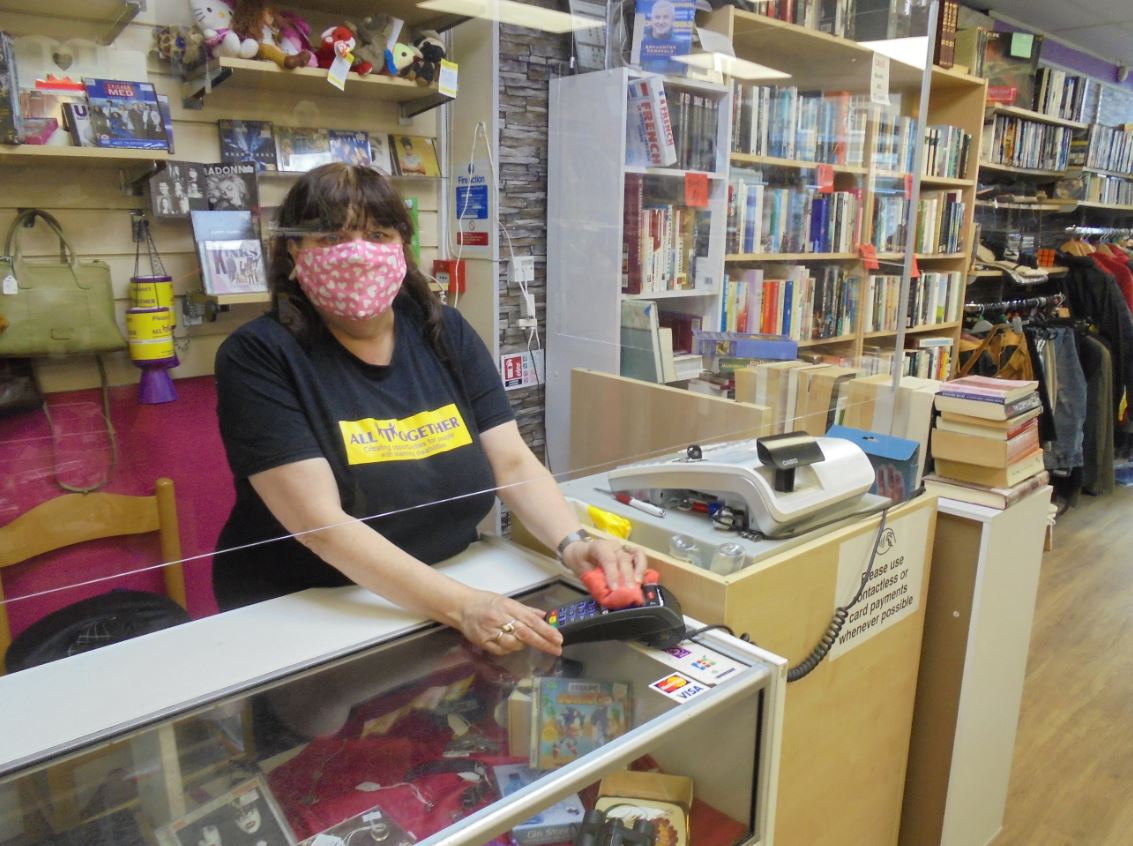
[963,293,1066,313]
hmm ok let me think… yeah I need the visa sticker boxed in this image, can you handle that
[649,672,709,703]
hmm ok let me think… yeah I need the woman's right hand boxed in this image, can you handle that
[456,589,563,657]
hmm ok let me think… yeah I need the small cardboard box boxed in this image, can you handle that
[827,425,920,503]
[596,771,693,846]
[493,764,586,846]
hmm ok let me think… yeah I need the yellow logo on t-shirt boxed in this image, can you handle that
[339,403,472,464]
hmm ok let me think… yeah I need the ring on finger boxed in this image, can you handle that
[500,618,519,635]
[489,629,504,644]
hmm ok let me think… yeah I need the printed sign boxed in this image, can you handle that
[649,672,709,703]
[829,505,930,660]
[870,51,891,106]
[454,158,491,258]
[500,350,546,391]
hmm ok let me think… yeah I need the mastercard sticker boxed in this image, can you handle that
[649,672,709,703]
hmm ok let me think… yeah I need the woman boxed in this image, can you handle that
[213,164,643,657]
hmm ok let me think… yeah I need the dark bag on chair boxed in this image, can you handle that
[5,589,190,673]
[0,209,126,357]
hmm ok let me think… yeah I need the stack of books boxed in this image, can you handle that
[925,375,1048,508]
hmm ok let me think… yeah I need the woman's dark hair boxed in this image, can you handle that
[267,162,445,357]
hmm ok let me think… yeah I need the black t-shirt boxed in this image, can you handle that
[212,300,515,610]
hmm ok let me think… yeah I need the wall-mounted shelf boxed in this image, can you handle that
[798,334,856,347]
[1074,200,1133,213]
[985,104,1089,131]
[182,58,451,119]
[725,252,859,262]
[975,199,1078,212]
[730,153,867,175]
[0,0,142,44]
[0,144,169,167]
[1074,165,1133,180]
[291,0,467,32]
[209,292,271,306]
[864,321,961,339]
[622,289,718,300]
[978,161,1069,179]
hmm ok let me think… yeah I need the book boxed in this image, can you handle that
[923,470,1051,510]
[529,676,631,770]
[625,75,677,168]
[621,299,664,383]
[63,102,93,148]
[934,389,1041,421]
[931,420,1039,467]
[934,447,1045,489]
[493,764,586,845]
[370,132,394,175]
[0,31,24,145]
[938,374,1039,404]
[204,161,259,211]
[630,0,695,76]
[981,30,1042,108]
[935,405,1042,438]
[275,125,333,172]
[82,78,169,150]
[155,776,293,846]
[933,0,959,69]
[390,134,441,177]
[329,128,372,167]
[218,119,277,171]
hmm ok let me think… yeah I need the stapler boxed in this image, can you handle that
[606,433,876,538]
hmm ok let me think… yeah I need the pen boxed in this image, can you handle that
[594,488,666,518]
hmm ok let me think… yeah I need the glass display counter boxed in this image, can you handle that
[0,538,785,846]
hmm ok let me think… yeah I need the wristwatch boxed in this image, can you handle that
[555,528,593,563]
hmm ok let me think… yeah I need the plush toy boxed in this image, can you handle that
[346,13,392,76]
[152,24,208,75]
[406,30,445,86]
[316,26,373,76]
[231,0,315,69]
[189,0,259,59]
[386,41,419,78]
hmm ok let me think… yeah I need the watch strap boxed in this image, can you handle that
[555,528,593,562]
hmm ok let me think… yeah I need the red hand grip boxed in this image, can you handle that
[580,568,661,610]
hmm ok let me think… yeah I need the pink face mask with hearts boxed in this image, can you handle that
[293,240,407,320]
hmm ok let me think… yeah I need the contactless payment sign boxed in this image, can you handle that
[649,672,709,703]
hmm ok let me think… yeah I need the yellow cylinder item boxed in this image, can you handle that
[126,308,175,362]
[131,278,176,325]
[586,504,632,540]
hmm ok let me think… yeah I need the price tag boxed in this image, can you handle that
[904,173,913,199]
[870,52,891,106]
[910,255,920,278]
[817,164,835,194]
[684,172,709,207]
[439,60,459,98]
[327,53,352,91]
[2,274,16,295]
[859,243,880,271]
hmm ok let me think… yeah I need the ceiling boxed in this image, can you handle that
[968,0,1133,67]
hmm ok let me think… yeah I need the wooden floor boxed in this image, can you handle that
[995,484,1133,846]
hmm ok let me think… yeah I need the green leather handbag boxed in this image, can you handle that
[0,209,126,357]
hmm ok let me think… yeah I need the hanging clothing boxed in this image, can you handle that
[1031,326,1086,471]
[1059,256,1133,426]
[1102,245,1133,312]
[1079,333,1115,496]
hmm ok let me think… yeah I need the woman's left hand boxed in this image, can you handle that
[562,536,646,592]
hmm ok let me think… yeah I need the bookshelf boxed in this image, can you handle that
[705,6,986,385]
[0,0,141,44]
[546,68,731,471]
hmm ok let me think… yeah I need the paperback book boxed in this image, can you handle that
[275,125,333,172]
[82,78,169,150]
[205,161,259,211]
[328,128,372,167]
[630,0,695,75]
[934,448,1044,489]
[923,469,1051,510]
[218,118,277,171]
[529,677,631,770]
[390,134,441,177]
[625,75,677,168]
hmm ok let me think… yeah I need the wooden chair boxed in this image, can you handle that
[0,477,187,669]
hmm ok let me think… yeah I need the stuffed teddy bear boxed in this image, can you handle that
[231,0,315,69]
[189,0,259,59]
[152,24,208,75]
[315,26,373,76]
[346,13,391,76]
[385,41,420,78]
[406,30,445,86]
